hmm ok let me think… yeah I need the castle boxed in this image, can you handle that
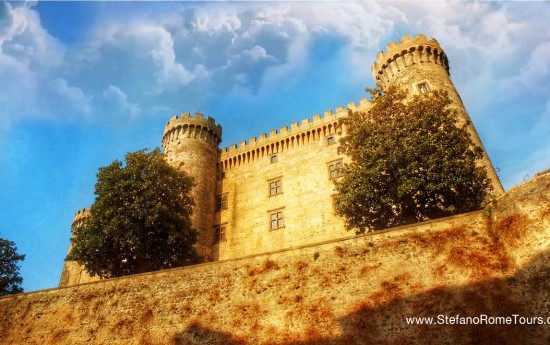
[59,34,504,287]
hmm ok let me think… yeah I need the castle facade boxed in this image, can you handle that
[59,34,503,286]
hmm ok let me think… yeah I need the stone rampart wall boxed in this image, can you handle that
[1,172,548,344]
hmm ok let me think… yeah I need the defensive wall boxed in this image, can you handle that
[212,99,371,261]
[2,170,549,344]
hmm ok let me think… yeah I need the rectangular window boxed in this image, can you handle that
[418,82,430,94]
[328,160,343,179]
[269,178,282,196]
[269,210,284,230]
[326,135,335,146]
[215,193,228,212]
[213,224,227,244]
[270,154,278,164]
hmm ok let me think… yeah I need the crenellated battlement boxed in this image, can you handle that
[372,34,449,89]
[72,208,90,230]
[62,33,505,290]
[162,112,222,150]
[219,98,371,159]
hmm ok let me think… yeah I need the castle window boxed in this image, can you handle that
[326,135,336,146]
[270,154,278,164]
[216,193,228,212]
[269,178,282,196]
[328,159,343,179]
[269,210,284,230]
[213,223,227,244]
[417,82,430,94]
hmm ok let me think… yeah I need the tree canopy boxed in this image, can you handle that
[0,237,25,296]
[67,148,200,278]
[333,86,492,233]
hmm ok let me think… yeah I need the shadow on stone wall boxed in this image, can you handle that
[173,248,550,345]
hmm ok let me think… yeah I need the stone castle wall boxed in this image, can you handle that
[214,100,371,260]
[172,34,502,264]
[3,171,549,344]
[59,34,505,286]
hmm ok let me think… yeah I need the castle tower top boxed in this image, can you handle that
[371,34,449,90]
[162,112,222,150]
[72,208,90,230]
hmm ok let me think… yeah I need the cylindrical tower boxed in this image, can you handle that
[59,208,97,287]
[162,112,222,261]
[372,34,504,195]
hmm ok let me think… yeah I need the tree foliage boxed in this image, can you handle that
[0,237,25,296]
[67,148,200,278]
[334,86,492,233]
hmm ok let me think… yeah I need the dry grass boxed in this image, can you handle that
[295,261,309,272]
[360,262,382,276]
[494,214,528,246]
[369,281,403,306]
[334,246,346,258]
[448,243,510,277]
[246,259,280,276]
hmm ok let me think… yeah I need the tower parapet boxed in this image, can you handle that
[372,34,449,89]
[162,112,222,261]
[162,112,222,150]
[72,208,90,229]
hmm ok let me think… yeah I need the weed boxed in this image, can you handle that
[334,246,345,257]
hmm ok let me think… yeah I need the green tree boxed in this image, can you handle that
[67,148,199,278]
[333,86,492,233]
[0,237,25,296]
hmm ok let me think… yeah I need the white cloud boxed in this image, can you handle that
[0,2,64,69]
[512,40,550,91]
[49,78,92,116]
[102,85,140,119]
[0,1,65,127]
[1,0,549,133]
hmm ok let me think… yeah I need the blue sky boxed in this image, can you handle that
[0,1,548,293]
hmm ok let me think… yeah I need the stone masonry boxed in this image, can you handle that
[59,34,504,286]
[2,170,549,344]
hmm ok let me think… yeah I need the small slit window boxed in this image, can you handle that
[418,82,430,94]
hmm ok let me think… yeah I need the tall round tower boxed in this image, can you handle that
[371,34,504,195]
[59,208,97,287]
[162,112,222,261]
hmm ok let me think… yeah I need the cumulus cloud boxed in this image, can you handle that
[49,78,92,115]
[0,1,65,127]
[512,40,550,91]
[1,0,549,136]
[102,85,140,119]
[0,1,411,128]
